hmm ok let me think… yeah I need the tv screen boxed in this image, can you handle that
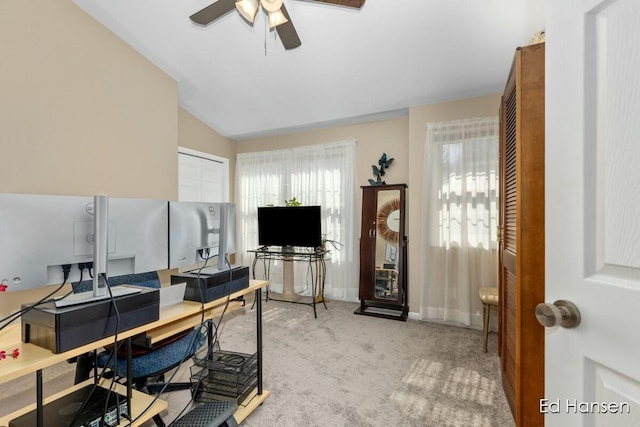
[258,206,322,248]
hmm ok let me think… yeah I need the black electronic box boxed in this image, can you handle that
[21,287,159,354]
[9,384,129,427]
[170,265,250,303]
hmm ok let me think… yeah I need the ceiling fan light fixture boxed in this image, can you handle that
[260,0,284,13]
[268,9,288,28]
[236,0,260,23]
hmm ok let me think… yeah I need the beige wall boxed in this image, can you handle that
[237,116,410,184]
[179,107,237,201]
[0,1,234,317]
[0,0,178,200]
[237,116,410,227]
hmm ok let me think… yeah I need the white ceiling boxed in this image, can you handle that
[72,0,544,141]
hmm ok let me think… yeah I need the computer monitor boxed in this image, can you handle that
[0,193,168,292]
[168,201,237,271]
[384,243,397,265]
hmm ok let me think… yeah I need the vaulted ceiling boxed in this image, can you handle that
[72,0,544,140]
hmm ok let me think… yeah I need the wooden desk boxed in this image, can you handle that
[0,279,269,426]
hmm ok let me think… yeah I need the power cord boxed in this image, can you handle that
[164,254,217,421]
[68,273,125,426]
[167,255,237,426]
[0,264,72,332]
[120,254,240,426]
[129,253,219,425]
[87,262,94,278]
[56,263,88,304]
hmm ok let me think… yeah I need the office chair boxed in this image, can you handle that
[72,272,208,426]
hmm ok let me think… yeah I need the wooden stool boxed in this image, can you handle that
[479,287,499,352]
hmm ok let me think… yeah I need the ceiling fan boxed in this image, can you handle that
[190,0,366,50]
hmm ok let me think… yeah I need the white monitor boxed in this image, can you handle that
[168,201,236,271]
[0,193,168,291]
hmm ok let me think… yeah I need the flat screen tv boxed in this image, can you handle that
[258,206,322,248]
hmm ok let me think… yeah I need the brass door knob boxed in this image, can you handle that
[535,300,581,328]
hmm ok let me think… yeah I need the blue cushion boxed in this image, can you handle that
[97,328,206,379]
[73,271,161,294]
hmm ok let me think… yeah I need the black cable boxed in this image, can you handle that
[67,273,147,426]
[129,252,224,426]
[52,263,86,305]
[169,255,237,426]
[120,251,242,426]
[167,320,219,425]
[71,263,86,294]
[102,273,125,424]
[68,273,123,427]
[0,265,72,332]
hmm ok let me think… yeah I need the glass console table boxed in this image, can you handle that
[248,247,328,318]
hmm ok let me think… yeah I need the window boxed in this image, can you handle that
[235,141,358,300]
[426,118,499,249]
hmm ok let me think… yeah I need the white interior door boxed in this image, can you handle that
[546,0,640,425]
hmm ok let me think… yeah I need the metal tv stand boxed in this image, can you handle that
[248,246,328,318]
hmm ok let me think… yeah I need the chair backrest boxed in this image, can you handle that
[73,271,160,293]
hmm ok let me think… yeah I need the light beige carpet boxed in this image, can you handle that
[1,298,513,427]
[152,297,513,427]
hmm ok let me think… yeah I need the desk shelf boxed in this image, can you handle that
[234,388,271,424]
[0,380,167,427]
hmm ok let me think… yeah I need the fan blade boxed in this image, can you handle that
[304,0,366,8]
[190,0,237,25]
[275,4,302,50]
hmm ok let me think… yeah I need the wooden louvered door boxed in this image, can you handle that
[500,65,518,417]
[498,42,545,427]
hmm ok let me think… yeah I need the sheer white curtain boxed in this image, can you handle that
[235,140,359,300]
[421,117,499,328]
